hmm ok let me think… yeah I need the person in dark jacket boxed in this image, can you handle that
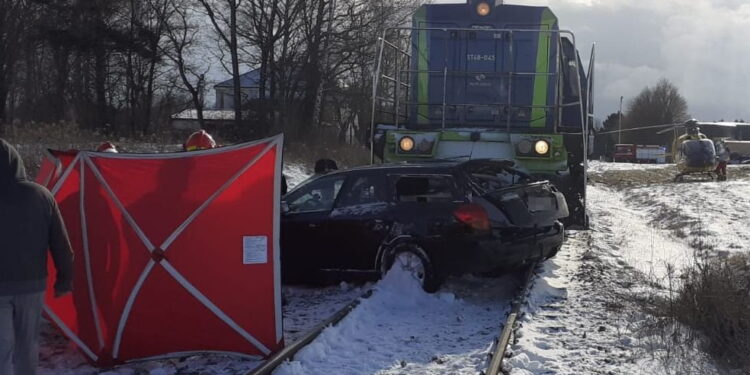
[0,139,74,375]
[314,158,338,175]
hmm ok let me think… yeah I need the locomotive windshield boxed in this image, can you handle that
[372,2,588,132]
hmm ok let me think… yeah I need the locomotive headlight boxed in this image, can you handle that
[476,2,491,16]
[399,136,415,152]
[534,140,550,155]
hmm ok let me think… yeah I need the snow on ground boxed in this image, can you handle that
[38,284,365,375]
[283,163,312,191]
[506,161,747,374]
[587,185,696,282]
[587,160,670,173]
[506,185,719,375]
[282,283,369,343]
[275,270,522,375]
[626,178,750,256]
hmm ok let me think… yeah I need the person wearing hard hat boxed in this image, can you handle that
[183,130,217,151]
[96,141,118,153]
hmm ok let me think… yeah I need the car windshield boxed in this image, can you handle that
[285,175,346,213]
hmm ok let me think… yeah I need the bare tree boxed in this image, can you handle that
[0,0,32,128]
[238,0,303,135]
[296,0,328,134]
[159,0,209,128]
[198,0,243,128]
[115,0,172,134]
[324,0,421,143]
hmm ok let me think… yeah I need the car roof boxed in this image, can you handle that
[326,158,517,175]
[325,160,462,176]
[284,159,519,196]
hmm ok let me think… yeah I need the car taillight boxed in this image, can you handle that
[454,204,490,232]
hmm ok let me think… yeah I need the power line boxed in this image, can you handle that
[598,123,677,135]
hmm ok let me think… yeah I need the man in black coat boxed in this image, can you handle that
[0,139,74,375]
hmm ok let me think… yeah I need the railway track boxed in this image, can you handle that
[248,290,373,375]
[249,263,538,375]
[482,262,539,375]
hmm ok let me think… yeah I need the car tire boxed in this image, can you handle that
[545,245,561,260]
[381,243,441,293]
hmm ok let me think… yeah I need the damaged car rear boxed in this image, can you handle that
[281,159,568,292]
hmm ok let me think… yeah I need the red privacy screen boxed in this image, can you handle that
[36,149,78,190]
[38,135,284,366]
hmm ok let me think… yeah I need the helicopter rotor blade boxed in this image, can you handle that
[695,121,750,127]
[597,120,750,136]
[655,125,682,135]
[597,123,679,135]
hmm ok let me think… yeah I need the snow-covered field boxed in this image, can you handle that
[587,160,671,173]
[628,179,750,255]
[507,188,718,375]
[39,160,748,374]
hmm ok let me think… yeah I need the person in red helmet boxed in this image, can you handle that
[183,130,216,151]
[96,141,118,153]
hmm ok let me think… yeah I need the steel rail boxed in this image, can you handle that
[248,290,373,375]
[482,262,539,375]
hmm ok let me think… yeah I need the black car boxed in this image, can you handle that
[280,159,568,292]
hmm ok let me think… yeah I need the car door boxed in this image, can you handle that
[326,172,392,271]
[281,174,347,274]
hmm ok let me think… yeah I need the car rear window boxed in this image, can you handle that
[391,175,457,202]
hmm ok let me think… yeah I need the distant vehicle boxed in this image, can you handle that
[636,145,667,163]
[613,144,636,163]
[280,159,568,292]
[722,140,750,163]
[654,119,750,181]
[613,144,666,163]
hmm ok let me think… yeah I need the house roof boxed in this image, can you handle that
[214,69,261,89]
[171,109,236,120]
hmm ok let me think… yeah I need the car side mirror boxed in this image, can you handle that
[281,201,290,214]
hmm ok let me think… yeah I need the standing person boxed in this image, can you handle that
[314,158,338,175]
[0,139,74,375]
[715,144,730,181]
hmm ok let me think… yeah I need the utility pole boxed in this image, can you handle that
[618,96,623,144]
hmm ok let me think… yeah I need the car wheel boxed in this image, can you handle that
[381,244,441,293]
[545,245,561,260]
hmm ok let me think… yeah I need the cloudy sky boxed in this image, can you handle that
[433,0,750,121]
[504,0,750,121]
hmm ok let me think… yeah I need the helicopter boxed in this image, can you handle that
[655,119,750,182]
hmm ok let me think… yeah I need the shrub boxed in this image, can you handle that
[672,254,750,371]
